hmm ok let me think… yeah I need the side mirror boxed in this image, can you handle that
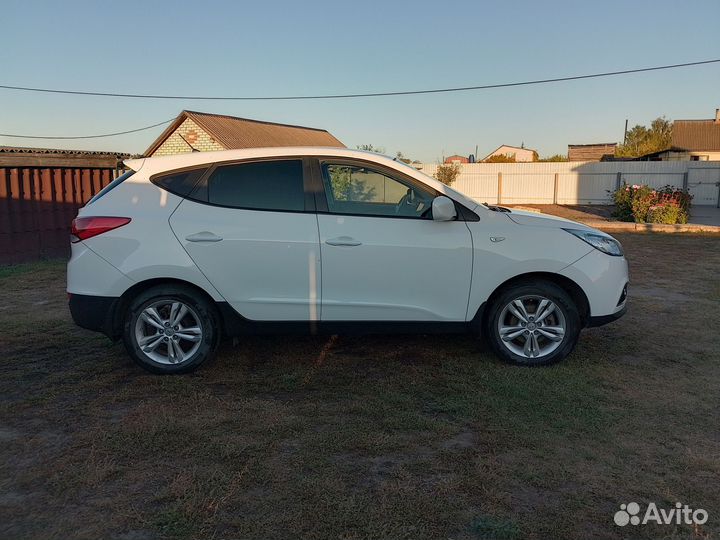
[432,196,457,221]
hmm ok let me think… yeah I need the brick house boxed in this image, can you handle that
[145,110,345,157]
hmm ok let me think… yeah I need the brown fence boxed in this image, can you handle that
[0,148,127,264]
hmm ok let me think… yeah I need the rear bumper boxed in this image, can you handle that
[587,305,626,327]
[68,293,119,339]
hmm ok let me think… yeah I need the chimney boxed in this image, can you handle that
[716,108,720,123]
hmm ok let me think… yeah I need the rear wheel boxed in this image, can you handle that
[122,285,218,374]
[484,281,581,366]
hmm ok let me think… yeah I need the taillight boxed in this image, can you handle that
[71,216,131,242]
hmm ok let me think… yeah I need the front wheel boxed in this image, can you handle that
[122,285,218,374]
[484,281,581,366]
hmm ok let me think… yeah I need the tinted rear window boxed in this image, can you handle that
[207,160,305,211]
[87,170,134,204]
[152,168,208,198]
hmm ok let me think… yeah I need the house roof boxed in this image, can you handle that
[0,145,130,157]
[0,146,130,168]
[482,144,537,160]
[144,110,345,156]
[567,143,617,149]
[444,154,469,162]
[670,119,720,151]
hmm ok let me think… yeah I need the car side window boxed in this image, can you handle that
[206,160,305,211]
[152,168,207,198]
[321,163,435,218]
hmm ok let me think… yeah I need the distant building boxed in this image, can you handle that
[444,154,469,164]
[145,110,345,157]
[568,143,617,162]
[0,145,129,170]
[483,145,537,162]
[640,109,720,161]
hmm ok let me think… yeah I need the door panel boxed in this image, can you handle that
[317,214,473,321]
[170,200,320,320]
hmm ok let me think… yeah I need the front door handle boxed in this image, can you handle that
[185,231,223,243]
[325,236,362,247]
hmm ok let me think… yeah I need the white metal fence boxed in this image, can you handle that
[417,161,720,206]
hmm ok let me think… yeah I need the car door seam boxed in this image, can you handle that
[167,198,228,302]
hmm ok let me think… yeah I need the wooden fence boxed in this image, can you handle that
[0,149,126,264]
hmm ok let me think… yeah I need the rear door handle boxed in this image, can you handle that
[185,231,223,243]
[325,236,362,247]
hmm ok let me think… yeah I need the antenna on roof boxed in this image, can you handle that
[177,132,200,152]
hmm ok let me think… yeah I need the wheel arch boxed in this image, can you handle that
[479,272,590,328]
[109,278,221,340]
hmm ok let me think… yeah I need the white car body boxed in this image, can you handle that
[67,147,628,372]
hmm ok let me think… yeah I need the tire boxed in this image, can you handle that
[484,280,581,366]
[122,284,219,374]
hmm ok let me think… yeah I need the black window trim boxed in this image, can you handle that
[310,157,479,222]
[150,165,212,199]
[87,169,136,205]
[151,156,316,214]
[148,155,479,220]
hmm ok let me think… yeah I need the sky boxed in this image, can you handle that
[1,0,719,162]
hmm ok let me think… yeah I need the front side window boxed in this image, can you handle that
[206,160,305,211]
[322,163,435,218]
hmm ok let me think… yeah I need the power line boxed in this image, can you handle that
[1,59,718,101]
[1,58,717,140]
[0,118,173,140]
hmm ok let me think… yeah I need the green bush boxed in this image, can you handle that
[611,182,691,224]
[647,204,683,224]
[611,184,635,221]
[630,185,657,223]
[434,163,461,186]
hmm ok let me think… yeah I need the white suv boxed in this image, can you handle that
[67,147,628,373]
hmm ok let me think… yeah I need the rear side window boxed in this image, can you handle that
[87,170,134,204]
[206,160,305,211]
[152,168,208,198]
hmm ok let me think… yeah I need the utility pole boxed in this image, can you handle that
[623,119,629,145]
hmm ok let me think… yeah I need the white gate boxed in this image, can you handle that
[687,167,720,207]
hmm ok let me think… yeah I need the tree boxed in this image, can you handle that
[395,151,412,164]
[484,153,516,163]
[327,166,376,202]
[434,163,461,186]
[615,117,673,158]
[538,154,569,162]
[356,144,385,154]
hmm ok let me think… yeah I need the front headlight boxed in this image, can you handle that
[563,228,623,256]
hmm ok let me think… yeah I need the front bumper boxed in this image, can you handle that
[560,249,629,320]
[68,293,119,339]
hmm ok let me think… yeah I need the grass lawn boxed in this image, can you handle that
[1,233,719,539]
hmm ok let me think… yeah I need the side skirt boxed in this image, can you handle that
[217,302,485,336]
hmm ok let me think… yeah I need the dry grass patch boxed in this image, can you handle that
[1,233,719,539]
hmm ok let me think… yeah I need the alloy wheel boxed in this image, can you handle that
[497,295,566,359]
[134,300,203,365]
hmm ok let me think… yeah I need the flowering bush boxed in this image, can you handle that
[611,183,691,224]
[647,203,684,224]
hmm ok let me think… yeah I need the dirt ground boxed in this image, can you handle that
[1,233,719,540]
